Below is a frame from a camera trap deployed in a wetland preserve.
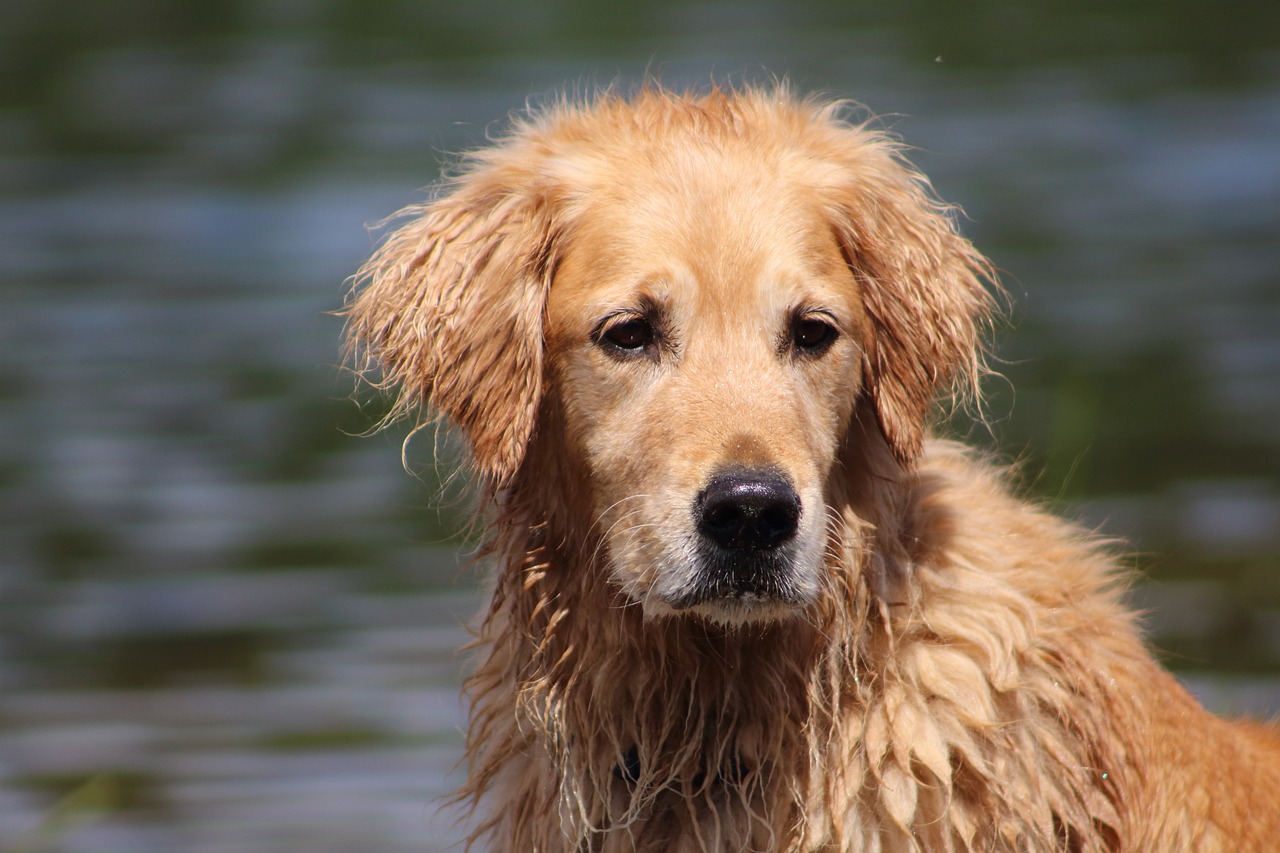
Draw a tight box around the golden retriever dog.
[345,84,1280,851]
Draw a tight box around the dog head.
[346,86,993,625]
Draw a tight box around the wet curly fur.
[345,84,1280,851]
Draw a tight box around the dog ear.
[345,158,559,487]
[820,134,995,465]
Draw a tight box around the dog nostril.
[704,503,745,537]
[758,504,799,544]
[697,471,801,551]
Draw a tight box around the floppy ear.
[345,159,559,486]
[820,134,995,465]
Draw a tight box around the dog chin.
[680,596,812,628]
[646,585,818,628]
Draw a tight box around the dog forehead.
[548,170,851,331]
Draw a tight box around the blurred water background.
[2,1,1279,850]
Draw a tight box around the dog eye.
[792,316,837,354]
[600,317,655,352]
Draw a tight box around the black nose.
[696,469,801,551]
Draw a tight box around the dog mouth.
[664,550,812,611]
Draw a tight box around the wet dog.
[346,84,1280,851]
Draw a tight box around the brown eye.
[601,317,655,351]
[792,316,837,354]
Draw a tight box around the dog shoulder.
[912,438,1129,598]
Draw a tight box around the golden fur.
[345,85,1280,851]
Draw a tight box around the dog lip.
[662,582,812,627]
[665,549,810,611]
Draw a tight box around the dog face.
[347,87,992,626]
[544,145,870,623]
